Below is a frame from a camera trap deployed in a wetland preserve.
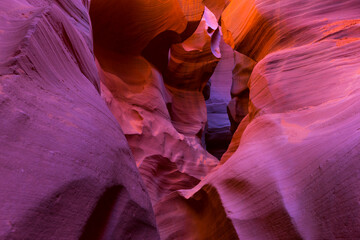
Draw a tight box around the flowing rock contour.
[1,0,360,239]
[157,0,360,239]
[90,0,225,207]
[0,0,159,239]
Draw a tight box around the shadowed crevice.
[79,186,123,240]
[141,20,201,74]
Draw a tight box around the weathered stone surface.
[91,0,220,208]
[2,0,360,239]
[157,1,360,239]
[0,0,159,239]
[98,60,218,205]
[226,52,255,133]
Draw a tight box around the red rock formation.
[227,52,256,133]
[157,0,360,239]
[1,0,360,239]
[165,6,221,137]
[0,0,158,239]
[91,0,221,208]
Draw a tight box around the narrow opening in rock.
[204,40,254,160]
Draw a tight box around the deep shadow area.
[205,125,233,159]
[80,186,123,240]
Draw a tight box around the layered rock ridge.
[158,0,360,239]
[90,0,228,208]
[1,0,359,239]
[0,0,159,239]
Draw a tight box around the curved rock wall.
[1,0,360,239]
[91,0,221,208]
[158,0,360,239]
[0,0,159,239]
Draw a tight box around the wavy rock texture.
[2,0,360,239]
[91,0,221,207]
[157,0,360,239]
[165,7,221,137]
[97,58,218,204]
[0,0,159,239]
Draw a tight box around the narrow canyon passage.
[90,0,225,207]
[205,39,256,159]
[1,0,360,239]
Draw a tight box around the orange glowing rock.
[1,0,360,239]
[156,1,360,239]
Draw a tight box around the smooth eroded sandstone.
[0,0,159,239]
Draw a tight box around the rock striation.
[1,0,360,239]
[157,0,360,239]
[90,0,223,208]
[0,0,158,239]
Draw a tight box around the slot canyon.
[1,0,360,239]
